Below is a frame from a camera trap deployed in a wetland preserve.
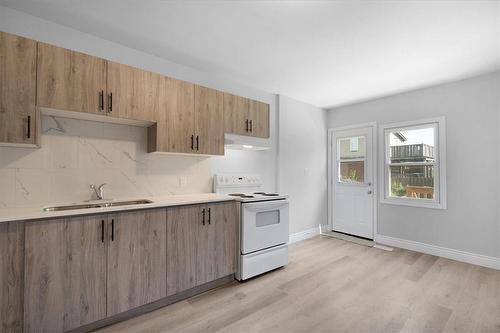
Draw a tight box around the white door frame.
[327,122,378,239]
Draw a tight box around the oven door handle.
[242,200,289,212]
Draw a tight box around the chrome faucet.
[90,183,107,200]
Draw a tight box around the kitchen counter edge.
[0,194,235,223]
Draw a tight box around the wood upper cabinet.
[24,215,107,333]
[106,62,161,122]
[248,99,270,138]
[166,202,237,296]
[223,93,270,138]
[0,221,24,333]
[149,77,195,153]
[106,209,167,316]
[223,93,249,136]
[194,85,224,155]
[149,82,224,155]
[0,32,37,146]
[37,42,107,115]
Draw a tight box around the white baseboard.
[375,234,500,270]
[289,226,321,244]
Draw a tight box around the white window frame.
[379,117,447,209]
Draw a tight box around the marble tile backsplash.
[0,116,213,208]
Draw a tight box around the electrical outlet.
[179,176,188,187]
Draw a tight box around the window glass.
[338,136,365,184]
[387,126,435,199]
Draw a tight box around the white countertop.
[0,193,235,223]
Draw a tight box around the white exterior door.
[331,125,375,239]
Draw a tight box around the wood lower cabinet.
[106,62,161,122]
[24,215,107,333]
[166,205,199,296]
[167,202,237,296]
[106,209,167,316]
[37,42,107,116]
[0,221,24,333]
[212,202,238,278]
[3,202,236,332]
[23,209,166,331]
[0,32,37,146]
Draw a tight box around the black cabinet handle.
[208,208,211,224]
[111,219,114,241]
[196,135,199,151]
[108,93,113,112]
[99,90,104,111]
[249,120,253,133]
[191,135,194,150]
[101,220,105,243]
[26,116,31,139]
[245,119,249,132]
[202,208,206,225]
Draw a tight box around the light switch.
[179,176,188,187]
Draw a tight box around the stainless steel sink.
[43,199,154,212]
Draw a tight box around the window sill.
[380,197,447,209]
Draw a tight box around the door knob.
[367,190,373,194]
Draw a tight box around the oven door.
[241,199,289,254]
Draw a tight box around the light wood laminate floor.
[96,236,500,333]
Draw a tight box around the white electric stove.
[214,174,290,280]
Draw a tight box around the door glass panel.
[338,136,365,184]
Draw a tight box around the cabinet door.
[37,43,107,115]
[196,202,238,285]
[166,205,199,296]
[106,61,161,122]
[24,216,107,332]
[0,221,24,333]
[194,85,224,155]
[153,77,195,153]
[248,100,270,138]
[106,209,166,316]
[195,205,216,286]
[0,32,37,145]
[223,93,249,136]
[211,202,238,279]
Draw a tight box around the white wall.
[0,6,278,207]
[327,72,500,258]
[279,95,328,234]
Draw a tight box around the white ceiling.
[2,0,499,108]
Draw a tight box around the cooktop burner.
[228,193,255,198]
[254,192,280,196]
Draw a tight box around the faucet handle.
[98,183,107,190]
